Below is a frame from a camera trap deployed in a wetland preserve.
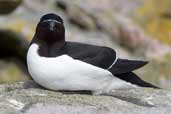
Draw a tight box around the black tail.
[108,58,159,88]
[115,72,159,88]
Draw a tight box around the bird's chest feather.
[27,44,64,86]
[27,53,77,89]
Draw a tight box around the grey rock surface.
[0,80,171,114]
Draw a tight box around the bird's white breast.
[27,43,136,94]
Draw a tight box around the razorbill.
[27,13,158,94]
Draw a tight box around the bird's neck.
[35,39,66,57]
[48,40,65,49]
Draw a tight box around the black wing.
[109,58,148,75]
[66,42,159,88]
[67,42,148,73]
[66,42,117,69]
[82,47,116,69]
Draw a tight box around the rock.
[135,0,171,45]
[0,59,29,83]
[56,0,171,57]
[0,30,30,82]
[0,80,171,114]
[0,30,29,64]
[0,0,22,14]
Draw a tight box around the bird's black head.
[33,13,65,45]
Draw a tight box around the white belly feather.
[27,44,136,94]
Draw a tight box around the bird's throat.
[37,39,66,57]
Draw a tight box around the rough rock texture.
[0,0,22,14]
[0,80,171,114]
[56,0,171,57]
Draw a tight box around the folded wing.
[109,58,148,75]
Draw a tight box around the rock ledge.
[0,81,171,114]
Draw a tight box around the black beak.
[49,21,55,32]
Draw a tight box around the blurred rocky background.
[0,0,171,89]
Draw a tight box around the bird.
[27,13,158,95]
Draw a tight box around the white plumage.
[27,43,137,95]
